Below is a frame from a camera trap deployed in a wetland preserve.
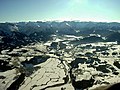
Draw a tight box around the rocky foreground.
[1,21,120,90]
[0,37,120,90]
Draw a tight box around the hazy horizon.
[1,20,120,23]
[0,0,120,23]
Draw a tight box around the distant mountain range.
[0,21,120,51]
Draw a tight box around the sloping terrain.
[0,21,120,90]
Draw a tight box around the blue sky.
[0,0,120,22]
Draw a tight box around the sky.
[0,0,120,22]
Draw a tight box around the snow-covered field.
[0,35,120,90]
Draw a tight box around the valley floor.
[0,35,120,90]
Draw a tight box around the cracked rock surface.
[0,35,120,90]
